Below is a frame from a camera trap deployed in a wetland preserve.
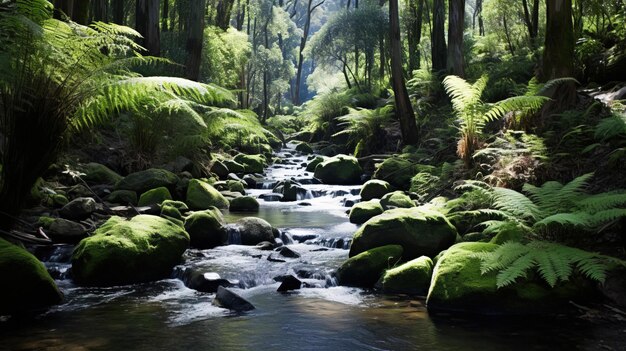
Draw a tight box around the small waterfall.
[261,181,277,189]
[226,226,242,245]
[280,231,294,245]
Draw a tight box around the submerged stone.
[213,286,255,311]
[336,245,404,288]
[229,196,260,212]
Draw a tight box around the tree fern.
[473,241,624,288]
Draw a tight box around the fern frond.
[533,212,593,229]
[443,75,487,115]
[491,187,540,221]
[577,192,626,212]
[484,95,550,122]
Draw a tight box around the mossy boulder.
[184,208,227,249]
[349,207,457,260]
[380,256,433,295]
[71,215,189,286]
[160,201,188,222]
[227,180,246,195]
[233,217,276,245]
[82,162,123,185]
[115,168,179,194]
[161,200,189,212]
[374,157,435,190]
[105,190,138,205]
[138,187,172,207]
[186,179,229,210]
[380,191,415,210]
[223,160,245,173]
[52,194,69,207]
[211,160,230,179]
[59,197,97,220]
[336,245,404,288]
[234,154,266,174]
[349,200,384,224]
[229,196,260,212]
[426,242,594,314]
[0,238,63,315]
[360,180,392,201]
[295,142,313,154]
[305,156,325,172]
[314,154,363,185]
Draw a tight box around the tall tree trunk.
[216,0,235,30]
[431,0,446,73]
[93,0,108,22]
[162,0,169,31]
[54,0,74,20]
[136,0,161,56]
[447,0,465,77]
[473,0,484,35]
[294,0,325,105]
[390,0,419,146]
[407,0,424,73]
[522,0,540,47]
[73,0,90,24]
[541,0,576,108]
[112,0,123,24]
[185,0,206,80]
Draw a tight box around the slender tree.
[431,0,446,73]
[136,0,161,56]
[447,0,465,77]
[112,0,124,24]
[522,0,540,47]
[216,0,236,30]
[185,0,206,80]
[72,0,90,24]
[93,0,108,22]
[390,0,419,145]
[54,0,74,19]
[293,0,325,105]
[406,0,424,73]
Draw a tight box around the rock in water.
[234,154,266,174]
[186,179,229,210]
[0,238,63,315]
[184,208,227,249]
[211,160,230,179]
[380,191,415,210]
[59,197,97,220]
[71,215,189,286]
[229,196,260,212]
[277,275,302,292]
[138,187,172,206]
[360,180,392,201]
[349,207,457,260]
[426,242,595,315]
[379,256,433,295]
[305,156,325,172]
[349,200,384,224]
[314,154,363,185]
[277,246,301,258]
[177,269,233,293]
[336,245,404,288]
[48,218,88,243]
[295,142,313,154]
[115,168,179,194]
[233,217,276,245]
[213,286,255,312]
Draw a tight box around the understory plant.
[332,105,394,157]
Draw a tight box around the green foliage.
[472,241,625,288]
[201,26,251,89]
[333,105,393,157]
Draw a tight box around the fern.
[473,241,624,288]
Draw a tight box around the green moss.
[373,157,436,190]
[105,190,138,205]
[381,256,433,295]
[349,206,458,260]
[38,216,56,228]
[227,180,246,195]
[229,196,260,212]
[82,163,123,185]
[186,179,229,210]
[314,154,363,185]
[337,245,404,288]
[234,154,267,174]
[380,191,415,210]
[138,187,172,207]
[305,156,325,172]
[360,180,392,201]
[161,200,189,212]
[0,238,63,315]
[71,215,190,286]
[349,200,384,224]
[115,168,179,193]
[184,208,227,249]
[161,204,184,222]
[52,194,69,207]
[490,228,526,245]
[224,160,245,173]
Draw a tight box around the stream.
[1,143,624,350]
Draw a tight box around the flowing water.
[1,144,624,350]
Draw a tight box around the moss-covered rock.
[52,194,69,207]
[186,179,229,210]
[349,200,384,224]
[59,197,97,220]
[336,245,404,288]
[305,156,325,172]
[105,190,138,205]
[160,200,188,222]
[295,142,313,154]
[234,154,266,174]
[223,160,245,173]
[380,256,433,295]
[426,242,594,314]
[211,160,230,179]
[184,208,227,249]
[161,200,189,212]
[71,215,189,286]
[360,180,392,201]
[229,196,260,212]
[373,157,435,190]
[380,191,415,210]
[349,207,457,260]
[82,162,123,185]
[138,187,172,207]
[0,238,63,315]
[227,180,246,195]
[314,154,363,185]
[115,168,179,194]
